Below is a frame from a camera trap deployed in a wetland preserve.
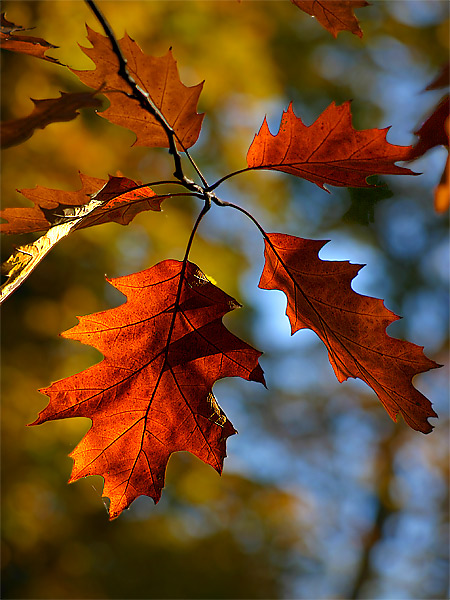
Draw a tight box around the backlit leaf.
[0,12,63,64]
[0,91,101,148]
[259,232,439,434]
[247,102,415,191]
[72,26,204,150]
[32,260,265,519]
[292,0,369,38]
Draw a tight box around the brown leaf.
[0,173,161,235]
[71,26,204,150]
[259,233,439,433]
[77,179,162,229]
[0,92,101,148]
[31,260,265,519]
[408,63,450,212]
[0,12,63,65]
[0,175,162,303]
[434,119,450,213]
[247,102,415,190]
[425,61,449,91]
[0,193,113,304]
[292,0,369,38]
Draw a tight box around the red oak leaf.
[409,95,449,160]
[434,128,450,213]
[247,102,415,191]
[0,91,101,148]
[31,260,265,519]
[292,1,369,38]
[408,62,450,212]
[72,26,204,150]
[259,233,438,433]
[0,173,160,235]
[0,13,63,65]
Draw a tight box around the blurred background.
[1,1,449,598]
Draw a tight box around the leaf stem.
[181,144,209,188]
[207,167,256,192]
[135,180,191,188]
[213,198,268,240]
[182,199,211,264]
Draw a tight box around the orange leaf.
[292,0,369,38]
[71,26,204,150]
[77,180,162,229]
[0,13,63,65]
[0,173,161,235]
[259,233,438,433]
[0,92,101,148]
[408,63,450,212]
[434,142,449,213]
[247,102,415,190]
[32,260,265,519]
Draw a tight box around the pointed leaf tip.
[292,0,369,38]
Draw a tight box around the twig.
[207,167,257,192]
[85,0,185,182]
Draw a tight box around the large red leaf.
[0,13,63,65]
[31,260,265,519]
[292,1,369,38]
[259,233,438,433]
[0,92,101,148]
[72,26,204,150]
[247,102,415,190]
[0,173,161,235]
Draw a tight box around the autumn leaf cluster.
[0,1,445,519]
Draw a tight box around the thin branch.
[178,140,209,188]
[182,200,211,264]
[215,198,268,240]
[85,0,185,181]
[134,180,191,188]
[207,167,257,192]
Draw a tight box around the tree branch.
[85,0,186,181]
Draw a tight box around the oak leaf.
[247,102,415,191]
[434,126,449,213]
[408,62,449,212]
[408,96,449,161]
[31,260,265,519]
[292,1,369,38]
[1,193,113,304]
[0,172,160,235]
[0,13,63,65]
[259,233,438,433]
[72,26,204,150]
[0,91,101,148]
[0,175,161,303]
